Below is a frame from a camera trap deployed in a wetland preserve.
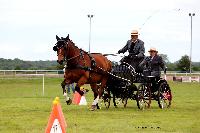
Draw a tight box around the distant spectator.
[66,83,75,94]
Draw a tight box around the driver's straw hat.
[131,30,139,35]
[148,47,158,52]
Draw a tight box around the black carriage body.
[106,63,137,100]
[103,61,172,109]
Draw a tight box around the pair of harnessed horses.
[53,35,112,111]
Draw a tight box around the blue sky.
[0,0,199,62]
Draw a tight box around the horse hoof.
[96,104,101,109]
[89,105,97,111]
[66,99,72,105]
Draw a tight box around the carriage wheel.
[158,82,172,109]
[136,83,151,110]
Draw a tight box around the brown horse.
[53,35,112,110]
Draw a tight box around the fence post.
[189,77,191,82]
[43,74,45,96]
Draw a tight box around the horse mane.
[68,39,99,56]
[59,35,103,56]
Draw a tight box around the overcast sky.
[0,0,199,62]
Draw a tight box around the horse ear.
[66,34,69,40]
[56,35,61,41]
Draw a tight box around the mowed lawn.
[0,77,200,133]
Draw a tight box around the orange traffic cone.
[79,95,87,105]
[72,91,82,105]
[45,97,67,133]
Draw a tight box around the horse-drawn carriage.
[103,62,138,108]
[102,56,172,110]
[53,35,172,110]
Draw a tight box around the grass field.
[0,77,200,133]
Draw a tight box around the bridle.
[53,39,87,68]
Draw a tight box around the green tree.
[57,64,64,74]
[193,66,200,71]
[166,63,176,71]
[159,54,169,63]
[176,55,190,71]
[14,66,21,70]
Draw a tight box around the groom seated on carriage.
[139,47,166,78]
[118,30,145,73]
[139,47,167,92]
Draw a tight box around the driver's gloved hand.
[128,54,132,58]
[118,50,122,54]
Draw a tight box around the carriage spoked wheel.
[158,82,172,109]
[136,83,151,110]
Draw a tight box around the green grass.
[0,77,200,133]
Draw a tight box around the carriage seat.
[145,76,157,83]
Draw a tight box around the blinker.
[53,46,58,51]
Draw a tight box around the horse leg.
[61,80,66,95]
[75,76,88,96]
[98,78,108,99]
[90,83,102,110]
[90,78,108,111]
[113,94,117,107]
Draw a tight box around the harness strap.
[62,40,96,75]
[88,53,96,68]
[80,49,86,66]
[67,53,81,62]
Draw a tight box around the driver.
[118,30,145,72]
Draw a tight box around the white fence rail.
[0,70,63,75]
[0,70,200,75]
[0,70,200,82]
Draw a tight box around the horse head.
[53,35,69,65]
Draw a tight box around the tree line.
[160,54,200,71]
[0,55,200,71]
[0,58,61,70]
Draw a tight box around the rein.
[62,40,91,70]
[66,50,84,62]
